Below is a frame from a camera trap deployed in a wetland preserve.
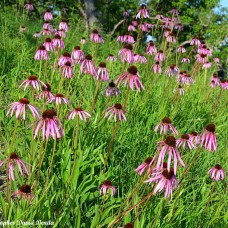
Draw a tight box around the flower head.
[100,180,116,196]
[58,52,74,67]
[34,109,64,140]
[156,136,185,175]
[189,131,200,145]
[105,82,120,97]
[136,4,149,19]
[210,73,219,88]
[67,107,91,121]
[118,44,134,64]
[0,153,29,181]
[96,62,110,81]
[49,93,70,105]
[43,38,55,52]
[19,75,45,91]
[152,61,162,75]
[80,54,96,76]
[208,164,225,181]
[104,103,126,122]
[59,19,68,32]
[71,46,84,64]
[81,37,86,44]
[201,123,217,151]
[135,157,154,175]
[7,98,39,120]
[60,61,74,78]
[154,117,178,136]
[176,134,196,149]
[115,66,144,92]
[12,184,35,202]
[34,45,49,60]
[44,9,53,21]
[146,41,157,55]
[106,54,117,62]
[145,168,178,198]
[24,2,34,11]
[36,83,55,100]
[52,34,65,49]
[173,85,184,95]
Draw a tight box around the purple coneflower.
[190,36,201,46]
[117,35,124,43]
[173,85,185,95]
[7,98,39,120]
[181,57,190,63]
[67,107,91,121]
[19,75,45,91]
[219,79,228,90]
[202,61,212,69]
[189,132,200,145]
[42,28,52,36]
[136,4,149,19]
[118,44,134,64]
[100,180,116,196]
[34,109,64,140]
[115,66,144,92]
[132,20,138,26]
[81,37,86,44]
[135,157,154,175]
[123,10,130,17]
[156,136,185,175]
[213,57,220,65]
[71,46,84,64]
[145,168,178,198]
[210,73,219,88]
[44,9,53,21]
[155,14,164,20]
[59,19,68,32]
[166,64,179,77]
[96,62,110,81]
[138,23,148,32]
[80,54,96,76]
[12,184,35,201]
[58,52,74,67]
[166,32,176,43]
[169,8,179,15]
[201,123,217,152]
[154,117,178,136]
[33,31,41,38]
[176,134,196,149]
[43,38,55,52]
[177,46,186,53]
[134,54,147,64]
[154,50,166,62]
[55,29,66,38]
[175,23,183,31]
[152,61,162,75]
[179,73,194,85]
[208,164,225,181]
[36,83,55,100]
[49,93,70,105]
[52,34,65,49]
[105,82,120,97]
[119,223,134,228]
[104,103,126,122]
[24,2,34,11]
[90,29,101,43]
[128,25,135,31]
[34,45,49,60]
[123,34,135,44]
[0,153,29,181]
[60,61,74,78]
[42,21,51,30]
[106,54,117,62]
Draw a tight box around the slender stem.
[101,194,107,213]
[102,122,119,175]
[90,80,101,115]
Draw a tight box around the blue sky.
[220,0,228,7]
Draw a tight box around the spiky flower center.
[109,82,116,88]
[85,54,92,60]
[75,107,83,112]
[28,75,38,80]
[46,9,51,12]
[124,223,134,228]
[206,124,215,133]
[56,93,64,97]
[178,85,182,88]
[65,61,71,67]
[39,45,46,50]
[149,41,154,46]
[114,103,122,110]
[190,131,198,136]
[163,162,168,169]
[63,52,71,57]
[128,66,138,75]
[42,109,57,119]
[214,164,222,170]
[213,73,218,78]
[61,19,67,23]
[162,170,173,180]
[20,184,31,194]
[45,38,51,42]
[99,62,106,68]
[165,136,176,147]
[10,153,19,159]
[54,34,61,39]
[42,83,51,91]
[124,44,133,50]
[109,54,114,57]
[74,46,80,50]
[181,134,189,140]
[140,4,146,9]
[145,157,153,165]
[19,98,30,104]
[158,50,163,53]
[162,117,171,124]
[170,64,176,69]
[92,29,98,34]
[104,180,112,186]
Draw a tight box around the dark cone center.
[74,46,80,50]
[42,109,57,119]
[181,134,189,140]
[128,66,138,75]
[39,45,46,51]
[145,157,153,165]
[162,170,172,180]
[28,75,38,80]
[75,107,83,112]
[114,103,122,110]
[42,83,51,92]
[214,164,222,170]
[19,98,30,104]
[165,136,176,147]
[206,123,215,133]
[20,184,31,194]
[10,153,19,159]
[56,93,64,97]
[109,82,116,88]
[104,180,112,186]
[85,54,92,60]
[162,117,171,124]
[45,38,52,42]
